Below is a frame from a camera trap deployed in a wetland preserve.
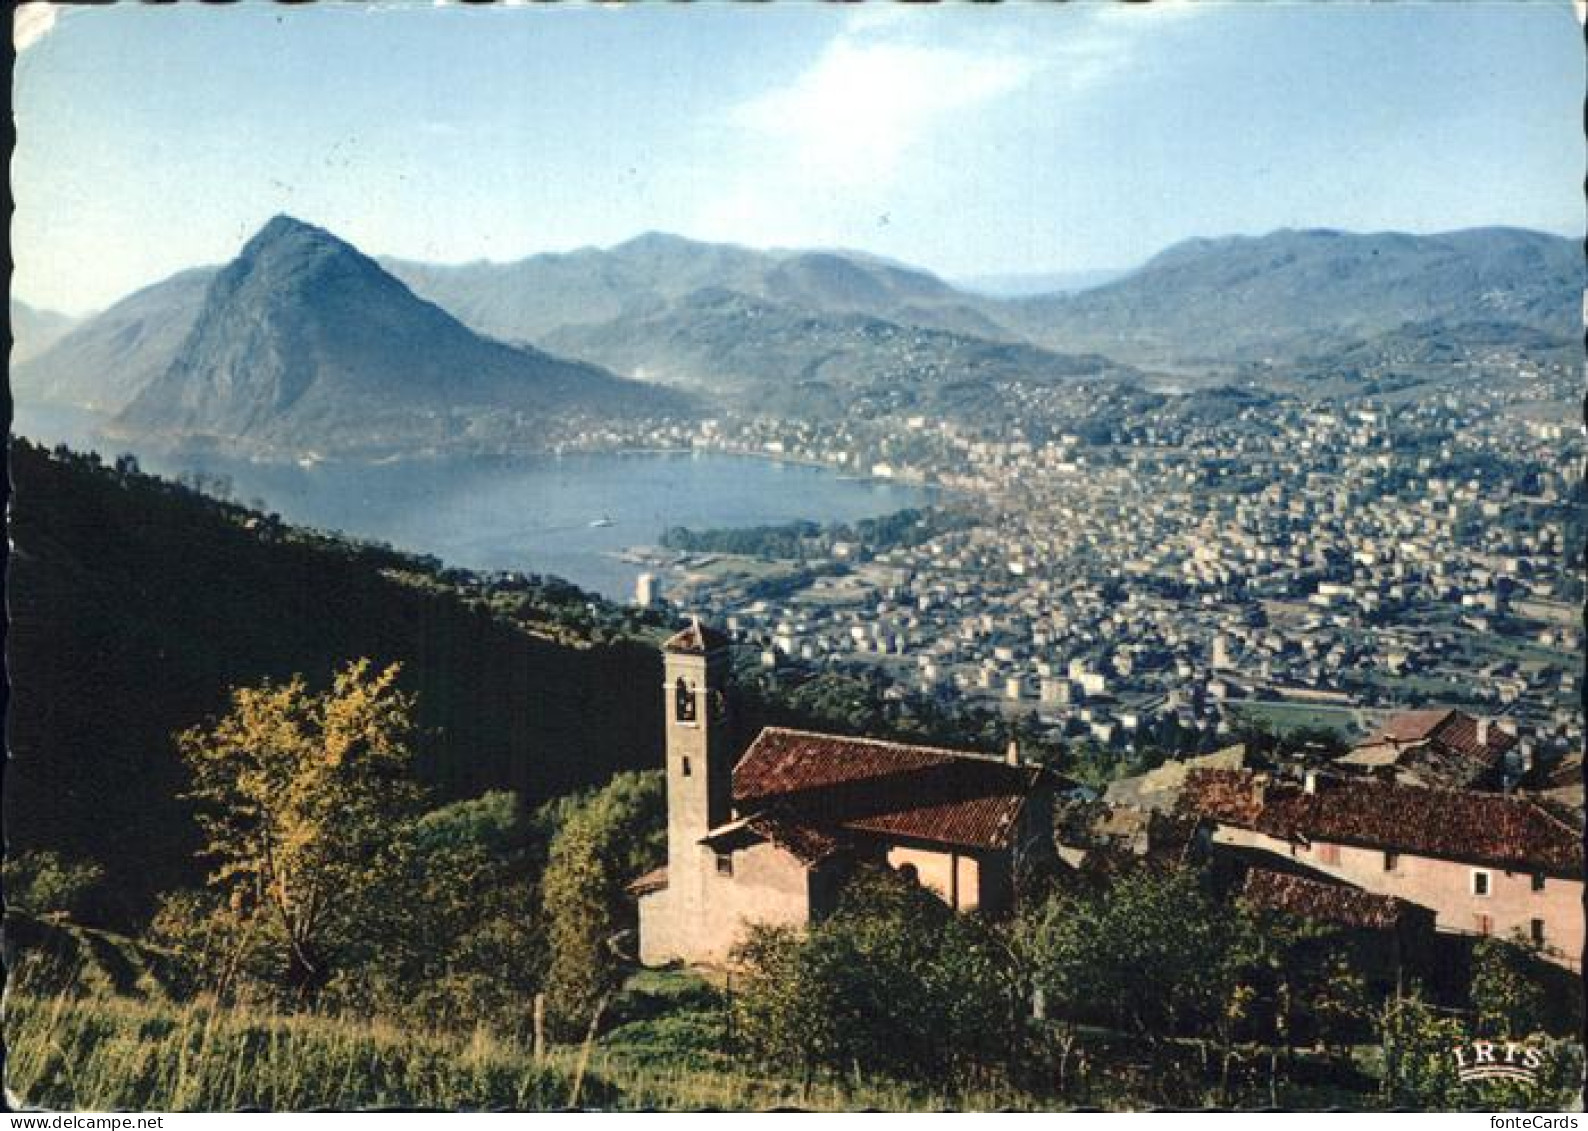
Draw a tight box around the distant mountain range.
[9,299,79,365]
[1003,227,1580,364]
[13,270,216,413]
[953,268,1130,298]
[12,220,1578,456]
[381,232,1007,344]
[540,286,1132,419]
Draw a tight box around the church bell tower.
[662,618,733,874]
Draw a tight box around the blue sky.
[12,0,1584,314]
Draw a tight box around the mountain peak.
[238,214,358,263]
[115,217,681,453]
[609,230,722,258]
[252,213,331,243]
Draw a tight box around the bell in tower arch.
[675,675,697,723]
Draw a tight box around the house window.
[1382,851,1399,873]
[1475,913,1493,936]
[1531,918,1546,946]
[1531,873,1546,892]
[715,852,733,877]
[1471,869,1491,897]
[681,756,692,778]
[1316,843,1340,865]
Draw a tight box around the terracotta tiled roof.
[746,813,848,866]
[1240,868,1413,931]
[1180,768,1583,875]
[663,619,731,655]
[1381,708,1458,743]
[733,727,1047,852]
[627,865,669,896]
[1345,708,1517,789]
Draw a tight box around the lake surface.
[12,404,931,600]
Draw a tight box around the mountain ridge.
[1007,226,1580,364]
[15,222,1576,440]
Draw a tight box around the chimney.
[1006,739,1021,767]
[1476,716,1491,747]
[1304,769,1319,795]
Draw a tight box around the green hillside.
[6,437,670,922]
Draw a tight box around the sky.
[11,0,1585,315]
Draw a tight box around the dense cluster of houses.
[630,624,1583,977]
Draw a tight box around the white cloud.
[14,2,57,54]
[695,2,1207,251]
[731,37,1033,188]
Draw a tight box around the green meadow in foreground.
[4,984,1048,1112]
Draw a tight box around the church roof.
[701,812,850,866]
[732,727,1050,852]
[663,618,731,655]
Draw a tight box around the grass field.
[1225,699,1370,739]
[3,983,1062,1112]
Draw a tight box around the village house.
[1179,767,1583,970]
[1336,707,1520,790]
[631,621,1056,967]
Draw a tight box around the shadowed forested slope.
[6,438,668,923]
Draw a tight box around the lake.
[12,404,931,600]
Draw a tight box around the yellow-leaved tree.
[178,659,423,1002]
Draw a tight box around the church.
[631,620,1057,967]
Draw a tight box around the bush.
[4,850,107,921]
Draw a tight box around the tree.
[540,771,665,1037]
[1376,992,1467,1108]
[1020,866,1248,1042]
[1469,936,1546,1039]
[178,659,423,1001]
[732,867,1022,1086]
[326,790,547,1029]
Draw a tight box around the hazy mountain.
[382,232,1012,344]
[954,268,1130,298]
[115,216,685,457]
[1272,318,1581,392]
[9,300,80,365]
[543,286,1135,420]
[11,270,217,412]
[1004,227,1581,365]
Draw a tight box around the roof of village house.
[663,618,731,655]
[732,727,1051,852]
[1381,708,1463,743]
[1339,708,1516,789]
[1178,767,1583,875]
[1239,868,1417,931]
